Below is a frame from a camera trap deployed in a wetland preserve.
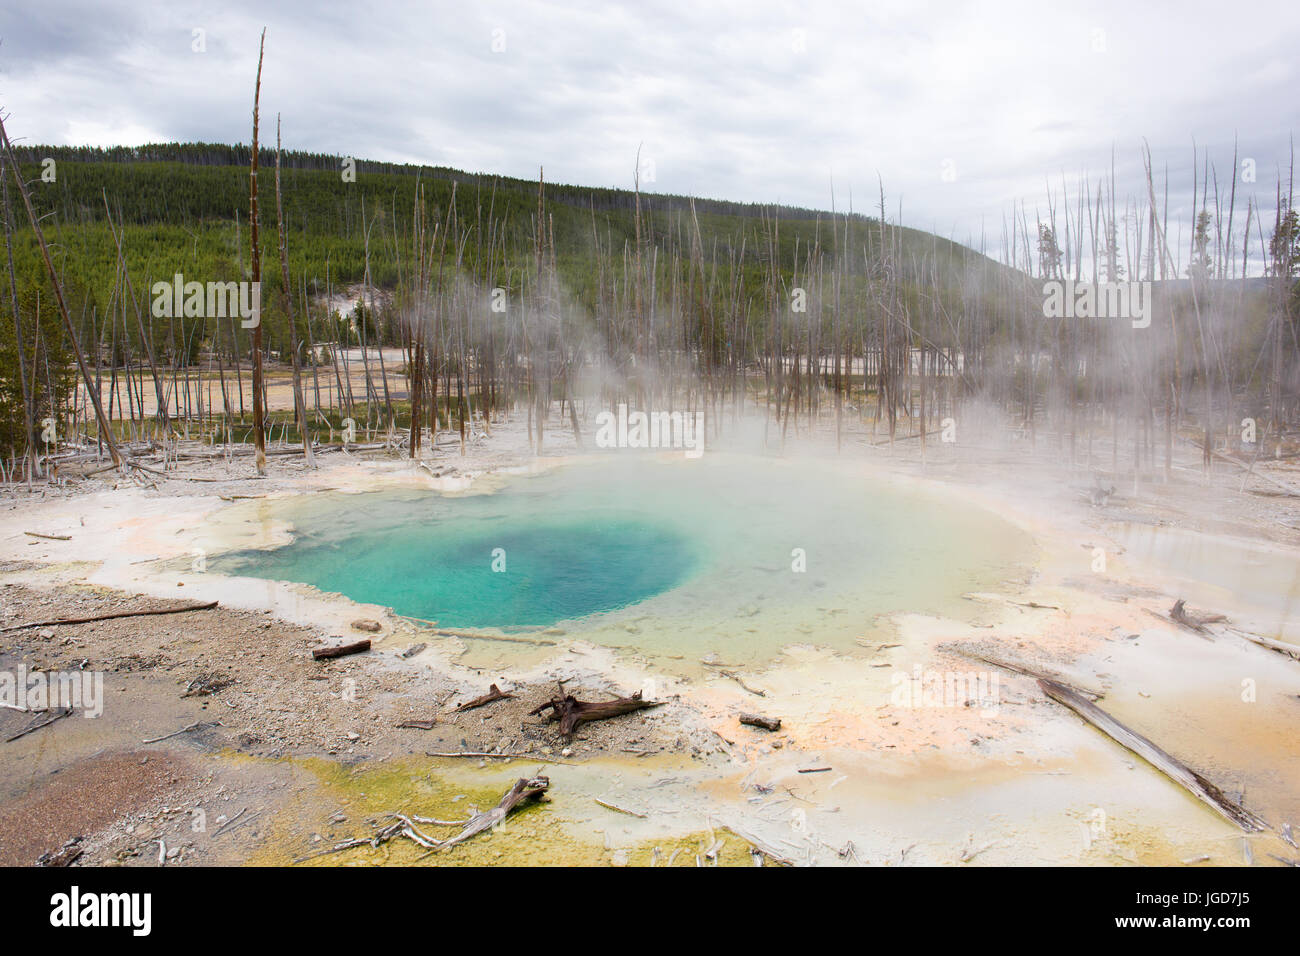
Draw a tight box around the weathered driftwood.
[396,718,437,730]
[454,683,515,712]
[702,662,767,696]
[1150,601,1299,660]
[1224,626,1300,661]
[529,689,664,737]
[739,713,782,731]
[293,774,549,865]
[1145,598,1225,637]
[311,638,371,661]
[1170,599,1224,632]
[1038,679,1267,832]
[5,707,72,742]
[2,600,218,633]
[434,774,549,852]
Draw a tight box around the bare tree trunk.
[275,116,314,466]
[248,29,268,475]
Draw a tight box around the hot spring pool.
[217,455,1035,664]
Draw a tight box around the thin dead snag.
[1038,679,1267,832]
[529,688,664,738]
[248,28,267,475]
[454,683,514,712]
[275,114,314,468]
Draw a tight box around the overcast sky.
[4,0,1299,271]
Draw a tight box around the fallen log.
[24,531,71,541]
[2,600,219,633]
[739,713,782,731]
[1146,601,1295,661]
[311,638,371,661]
[1038,679,1267,832]
[946,646,1104,700]
[529,689,664,737]
[397,718,437,730]
[454,683,515,712]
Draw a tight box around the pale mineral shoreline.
[2,412,1299,867]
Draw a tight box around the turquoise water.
[226,513,695,627]
[218,455,1035,661]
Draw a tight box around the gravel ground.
[0,577,720,865]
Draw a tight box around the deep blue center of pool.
[224,511,695,628]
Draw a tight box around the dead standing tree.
[248,29,268,475]
[275,115,314,466]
